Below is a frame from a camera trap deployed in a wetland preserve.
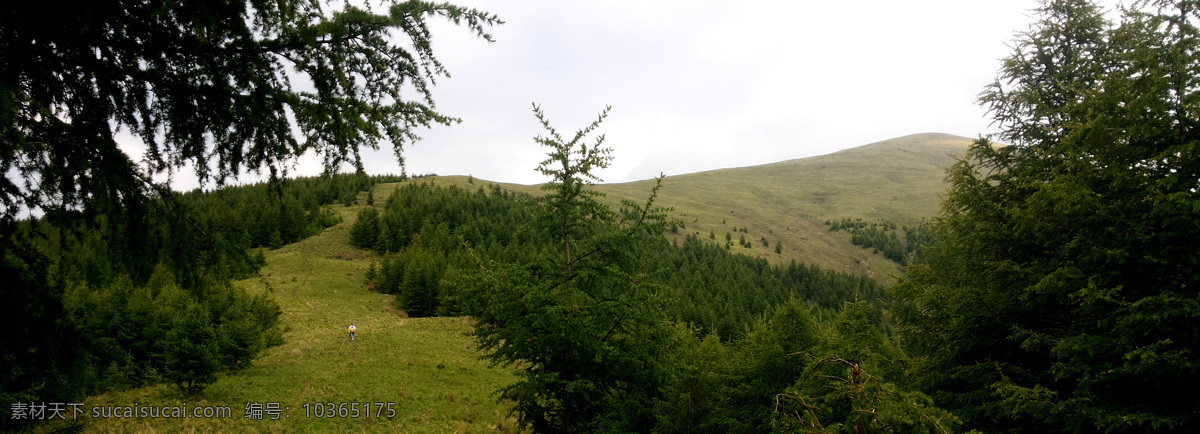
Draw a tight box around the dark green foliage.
[61,265,282,399]
[652,325,730,433]
[163,301,220,396]
[462,105,674,431]
[659,235,795,339]
[365,262,378,286]
[0,176,350,427]
[350,207,381,249]
[901,221,934,264]
[806,302,951,431]
[651,298,954,433]
[359,181,539,317]
[775,240,782,254]
[709,230,716,239]
[375,183,535,254]
[0,225,82,427]
[34,173,350,286]
[829,217,925,265]
[374,247,445,317]
[896,1,1200,432]
[717,299,821,431]
[1,0,495,426]
[175,174,369,265]
[774,358,959,433]
[328,131,933,434]
[398,253,442,318]
[375,222,397,254]
[1,0,500,227]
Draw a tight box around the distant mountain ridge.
[417,133,974,281]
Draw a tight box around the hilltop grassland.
[55,193,521,433]
[420,133,971,282]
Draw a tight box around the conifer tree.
[349,207,380,249]
[399,252,442,317]
[463,105,673,431]
[163,302,220,396]
[896,1,1200,431]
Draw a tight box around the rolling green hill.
[58,133,968,432]
[428,132,972,282]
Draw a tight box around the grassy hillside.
[56,133,966,432]
[59,194,521,433]
[421,133,971,282]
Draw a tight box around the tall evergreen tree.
[163,301,220,396]
[463,104,673,431]
[896,1,1200,431]
[349,207,381,249]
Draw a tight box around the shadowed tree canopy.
[0,0,501,223]
[0,1,498,425]
[896,0,1200,432]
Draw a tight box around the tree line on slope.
[353,181,890,341]
[351,105,951,432]
[827,217,934,265]
[1,173,386,429]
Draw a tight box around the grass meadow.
[49,188,522,433]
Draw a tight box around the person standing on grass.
[348,323,357,341]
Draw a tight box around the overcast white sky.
[124,0,1125,189]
